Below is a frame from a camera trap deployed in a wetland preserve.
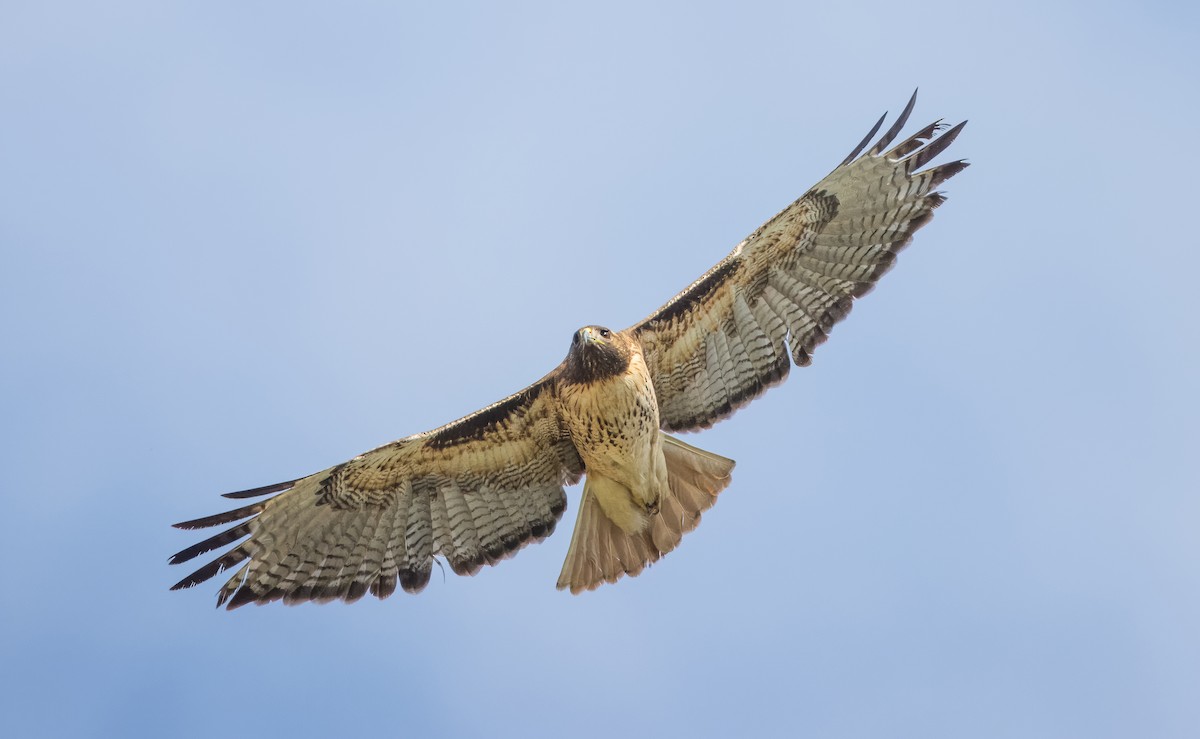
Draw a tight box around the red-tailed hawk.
[171,92,966,608]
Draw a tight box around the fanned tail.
[556,434,734,593]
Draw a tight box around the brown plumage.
[170,91,967,607]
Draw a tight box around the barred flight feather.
[171,381,584,607]
[633,89,966,432]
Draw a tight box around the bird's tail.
[556,434,734,594]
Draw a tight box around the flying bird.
[171,92,967,608]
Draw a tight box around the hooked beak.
[580,327,604,345]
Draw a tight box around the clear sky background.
[2,2,1198,737]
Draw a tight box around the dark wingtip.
[869,89,919,156]
[906,120,968,170]
[172,501,265,531]
[224,586,261,610]
[170,547,250,591]
[222,479,297,499]
[839,110,887,167]
[371,571,399,599]
[169,522,252,565]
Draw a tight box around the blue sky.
[2,1,1198,737]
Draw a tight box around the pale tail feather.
[556,434,734,594]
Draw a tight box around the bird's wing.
[630,91,967,432]
[169,375,583,609]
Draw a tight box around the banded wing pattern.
[633,91,966,432]
[170,378,584,608]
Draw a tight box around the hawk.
[171,92,966,608]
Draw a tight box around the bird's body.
[170,92,967,607]
[558,327,667,533]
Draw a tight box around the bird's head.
[564,325,631,382]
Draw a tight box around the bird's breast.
[557,348,660,475]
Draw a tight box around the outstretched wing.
[631,91,967,432]
[170,376,584,609]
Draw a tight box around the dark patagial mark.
[644,260,740,326]
[424,384,545,449]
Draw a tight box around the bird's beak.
[582,327,603,345]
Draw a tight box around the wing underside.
[632,91,967,432]
[170,379,584,608]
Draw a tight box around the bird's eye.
[599,328,610,338]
